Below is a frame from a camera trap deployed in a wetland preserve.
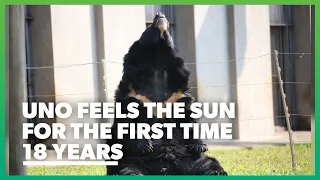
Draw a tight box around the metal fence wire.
[25,51,312,168]
[25,51,312,121]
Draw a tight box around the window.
[269,5,297,129]
[269,5,292,26]
[145,5,176,44]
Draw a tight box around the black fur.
[106,18,227,175]
[115,32,189,102]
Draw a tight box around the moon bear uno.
[106,12,228,176]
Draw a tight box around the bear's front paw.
[135,139,154,154]
[186,144,208,153]
[219,170,228,176]
[211,170,228,176]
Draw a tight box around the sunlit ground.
[28,143,312,176]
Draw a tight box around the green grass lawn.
[28,143,313,176]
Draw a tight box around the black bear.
[106,12,228,176]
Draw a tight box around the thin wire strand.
[240,114,311,121]
[100,54,272,65]
[189,81,311,89]
[207,114,311,122]
[27,81,311,98]
[24,52,311,70]
[278,52,311,55]
[100,52,310,66]
[27,92,95,98]
[186,53,272,65]
[25,52,312,123]
[25,62,103,70]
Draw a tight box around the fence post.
[273,50,297,168]
[310,5,315,175]
[6,5,10,175]
[8,5,28,175]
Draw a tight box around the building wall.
[101,5,147,104]
[232,5,274,140]
[49,5,103,149]
[8,5,28,174]
[193,5,235,141]
[48,5,146,149]
[193,5,230,105]
[27,5,313,145]
[175,5,198,100]
[175,5,275,141]
[292,5,312,130]
[27,5,57,148]
[26,5,147,150]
